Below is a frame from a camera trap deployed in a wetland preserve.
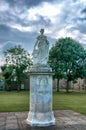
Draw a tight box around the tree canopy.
[49,37,86,92]
[1,45,32,91]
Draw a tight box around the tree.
[49,37,86,92]
[1,65,14,90]
[2,45,32,91]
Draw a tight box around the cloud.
[28,2,61,18]
[81,7,86,14]
[0,0,86,65]
[0,1,9,12]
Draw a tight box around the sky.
[0,0,86,66]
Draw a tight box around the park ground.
[0,91,86,115]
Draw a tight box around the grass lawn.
[0,91,30,112]
[53,92,86,115]
[0,91,86,115]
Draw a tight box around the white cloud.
[27,2,62,22]
[0,1,9,12]
[11,24,33,32]
[0,0,86,61]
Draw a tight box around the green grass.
[0,91,86,115]
[53,91,86,115]
[0,91,30,112]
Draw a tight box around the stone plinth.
[26,29,55,126]
[26,66,55,126]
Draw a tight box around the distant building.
[53,78,86,91]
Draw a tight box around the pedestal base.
[26,111,55,126]
[26,65,55,127]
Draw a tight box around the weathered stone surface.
[26,73,55,126]
[32,29,49,65]
[6,116,18,130]
[30,65,52,72]
[26,29,55,126]
[0,110,86,129]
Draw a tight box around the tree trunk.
[72,82,74,91]
[17,80,21,92]
[66,80,69,93]
[57,79,60,92]
[17,85,20,91]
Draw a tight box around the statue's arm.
[34,36,40,50]
[34,40,38,50]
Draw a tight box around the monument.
[26,29,55,126]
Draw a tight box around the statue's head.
[40,28,44,35]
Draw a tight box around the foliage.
[1,45,32,91]
[1,65,15,90]
[0,75,4,81]
[49,37,86,92]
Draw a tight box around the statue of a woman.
[33,29,49,65]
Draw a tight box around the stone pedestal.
[26,65,55,126]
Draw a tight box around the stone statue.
[26,29,55,126]
[33,29,49,65]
